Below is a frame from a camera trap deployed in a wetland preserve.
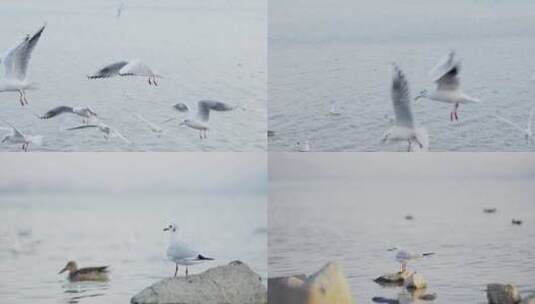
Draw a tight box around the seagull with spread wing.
[1,122,43,152]
[0,24,46,106]
[87,59,160,86]
[382,64,428,152]
[414,51,480,121]
[164,100,238,139]
[40,106,97,124]
[66,122,131,144]
[493,107,535,142]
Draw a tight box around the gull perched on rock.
[382,64,428,152]
[493,107,535,142]
[40,106,97,124]
[165,100,238,139]
[66,122,131,144]
[163,224,214,277]
[414,51,480,121]
[1,122,42,151]
[134,113,163,137]
[388,246,434,272]
[0,24,45,106]
[87,59,160,86]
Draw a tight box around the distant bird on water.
[87,59,161,86]
[58,261,109,281]
[414,51,480,121]
[0,24,46,106]
[163,224,214,277]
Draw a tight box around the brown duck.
[58,261,109,282]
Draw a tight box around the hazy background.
[269,0,535,151]
[0,153,267,304]
[269,153,535,302]
[0,0,266,151]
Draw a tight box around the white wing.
[2,24,45,80]
[111,128,132,144]
[167,240,198,261]
[134,113,162,132]
[493,115,526,134]
[119,59,155,77]
[196,100,237,122]
[87,61,129,79]
[429,51,461,91]
[391,64,414,128]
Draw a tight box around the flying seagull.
[1,122,43,152]
[382,64,428,152]
[388,246,435,272]
[66,122,131,144]
[164,100,238,139]
[163,224,214,277]
[414,51,480,121]
[493,107,535,142]
[40,106,97,124]
[0,24,46,106]
[134,113,163,136]
[87,59,161,86]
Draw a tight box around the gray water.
[269,179,535,303]
[0,193,266,303]
[0,0,266,151]
[269,0,535,151]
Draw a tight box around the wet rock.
[512,219,523,225]
[404,272,427,290]
[372,296,398,304]
[484,208,497,214]
[130,260,266,304]
[268,262,354,304]
[374,271,412,286]
[487,283,521,304]
[418,293,437,301]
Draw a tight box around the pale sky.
[0,153,266,194]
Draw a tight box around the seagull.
[327,101,343,116]
[1,122,43,151]
[164,100,238,139]
[134,113,163,136]
[414,51,480,121]
[0,24,45,106]
[382,64,428,152]
[163,224,214,277]
[66,122,131,144]
[387,246,434,272]
[493,107,535,142]
[296,140,310,152]
[87,59,161,86]
[40,106,98,124]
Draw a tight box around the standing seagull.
[165,100,238,139]
[414,51,480,121]
[388,246,434,272]
[0,24,45,106]
[40,106,97,124]
[87,59,160,86]
[382,64,428,152]
[493,107,535,142]
[1,122,43,152]
[66,122,131,144]
[163,224,214,277]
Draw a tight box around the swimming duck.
[58,261,109,282]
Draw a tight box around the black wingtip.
[198,254,214,261]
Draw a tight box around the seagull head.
[414,90,428,101]
[163,223,178,232]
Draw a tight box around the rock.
[372,296,399,303]
[418,293,437,301]
[487,283,521,304]
[130,260,266,304]
[404,272,427,290]
[522,293,535,304]
[374,271,412,286]
[268,262,354,304]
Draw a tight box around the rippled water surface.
[0,0,266,151]
[269,179,535,303]
[0,194,266,303]
[269,0,535,151]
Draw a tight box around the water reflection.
[62,281,109,304]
